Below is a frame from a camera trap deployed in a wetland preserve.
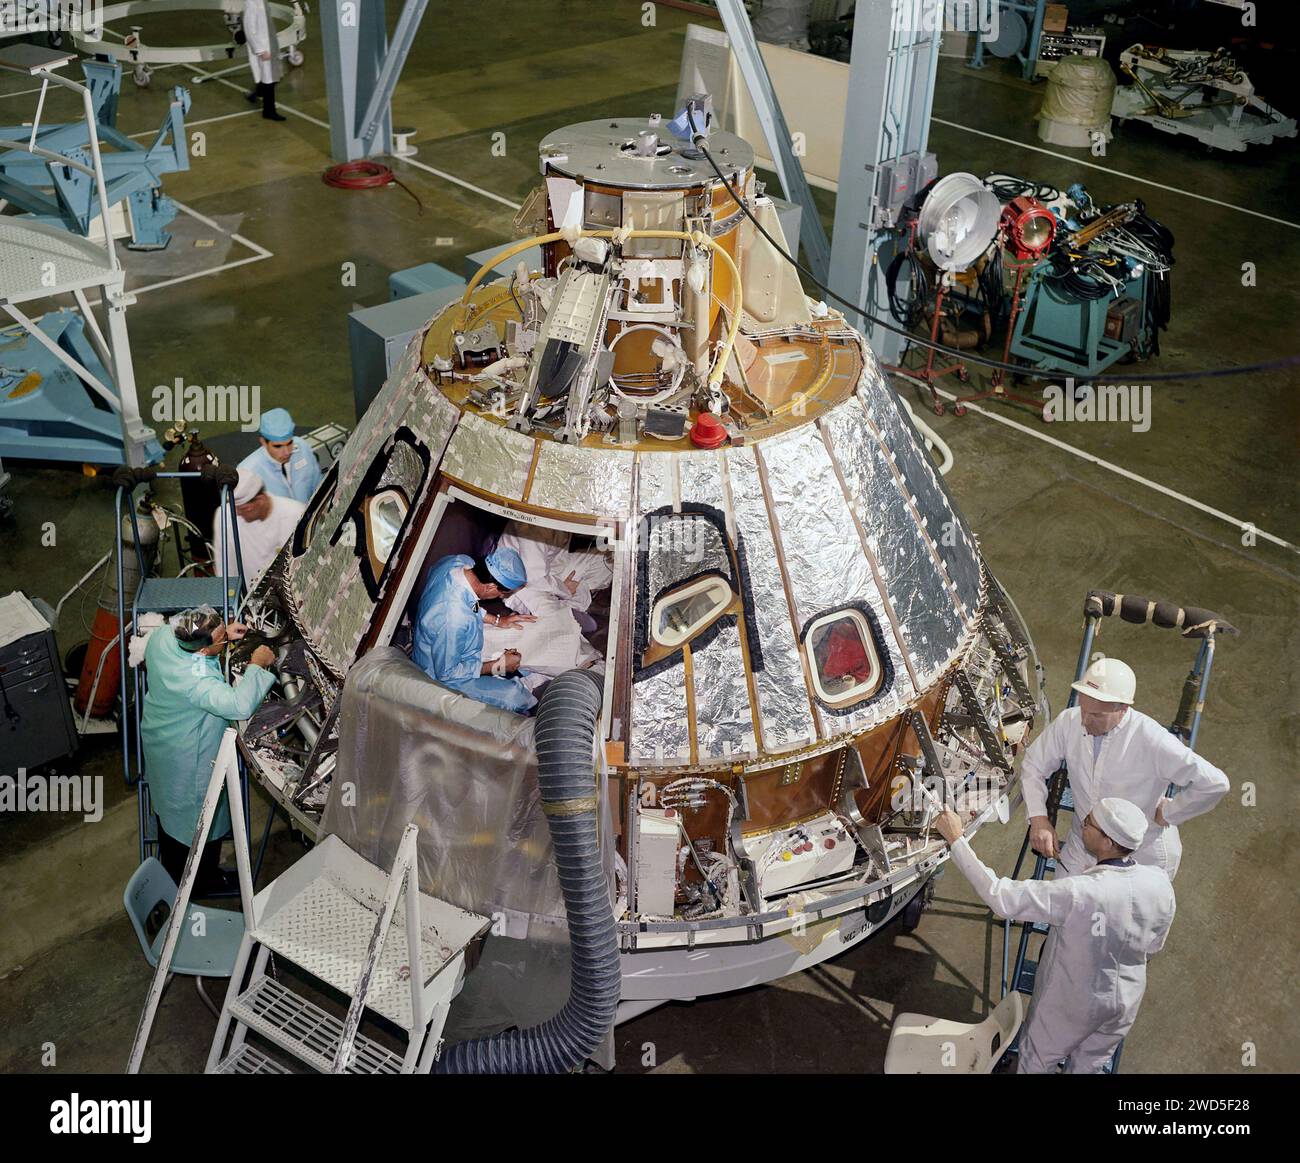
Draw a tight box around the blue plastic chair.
[123,858,245,1014]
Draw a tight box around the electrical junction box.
[912,153,938,200]
[756,811,856,899]
[874,152,937,228]
[1105,296,1143,343]
[1043,4,1069,34]
[388,260,466,301]
[463,242,544,283]
[348,284,466,419]
[635,807,682,917]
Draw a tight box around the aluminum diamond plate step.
[213,1043,293,1074]
[229,974,402,1074]
[249,834,488,1032]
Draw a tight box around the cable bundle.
[983,172,1060,204]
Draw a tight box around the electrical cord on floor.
[322,160,424,215]
[683,109,1298,384]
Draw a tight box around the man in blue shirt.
[239,407,322,503]
[412,547,538,712]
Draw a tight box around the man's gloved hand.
[249,645,275,669]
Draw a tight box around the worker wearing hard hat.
[412,547,538,713]
[213,468,306,588]
[238,407,322,504]
[1022,655,1229,879]
[141,608,276,894]
[937,797,1175,1073]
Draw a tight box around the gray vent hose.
[437,669,621,1073]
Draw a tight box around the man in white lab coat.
[242,0,287,121]
[937,798,1176,1073]
[214,469,304,587]
[1022,656,1229,880]
[496,520,613,632]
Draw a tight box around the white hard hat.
[1093,797,1148,850]
[1071,654,1136,705]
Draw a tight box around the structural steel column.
[319,0,394,161]
[829,0,941,360]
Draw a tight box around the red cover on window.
[822,623,871,681]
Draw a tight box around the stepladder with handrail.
[1000,587,1239,1073]
[113,462,249,863]
[127,728,490,1074]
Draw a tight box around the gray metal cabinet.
[0,591,78,774]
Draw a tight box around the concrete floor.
[1,3,1296,1074]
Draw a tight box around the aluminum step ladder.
[206,822,489,1075]
[128,729,489,1073]
[999,588,1238,1074]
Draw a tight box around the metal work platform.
[0,44,160,467]
[0,218,120,303]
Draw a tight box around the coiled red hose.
[322,160,423,212]
[322,160,394,189]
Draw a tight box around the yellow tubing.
[458,228,743,389]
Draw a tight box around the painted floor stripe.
[74,202,274,307]
[915,378,1297,555]
[183,64,523,210]
[126,108,257,138]
[395,154,522,210]
[932,117,1299,232]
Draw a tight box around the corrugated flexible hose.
[436,669,620,1073]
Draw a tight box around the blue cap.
[485,546,527,590]
[259,407,295,441]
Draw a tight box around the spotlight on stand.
[1001,196,1057,260]
[886,173,1001,415]
[951,194,1057,419]
[918,173,1001,272]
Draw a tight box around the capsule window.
[325,427,429,598]
[365,487,409,572]
[293,471,337,556]
[806,608,883,706]
[651,575,733,649]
